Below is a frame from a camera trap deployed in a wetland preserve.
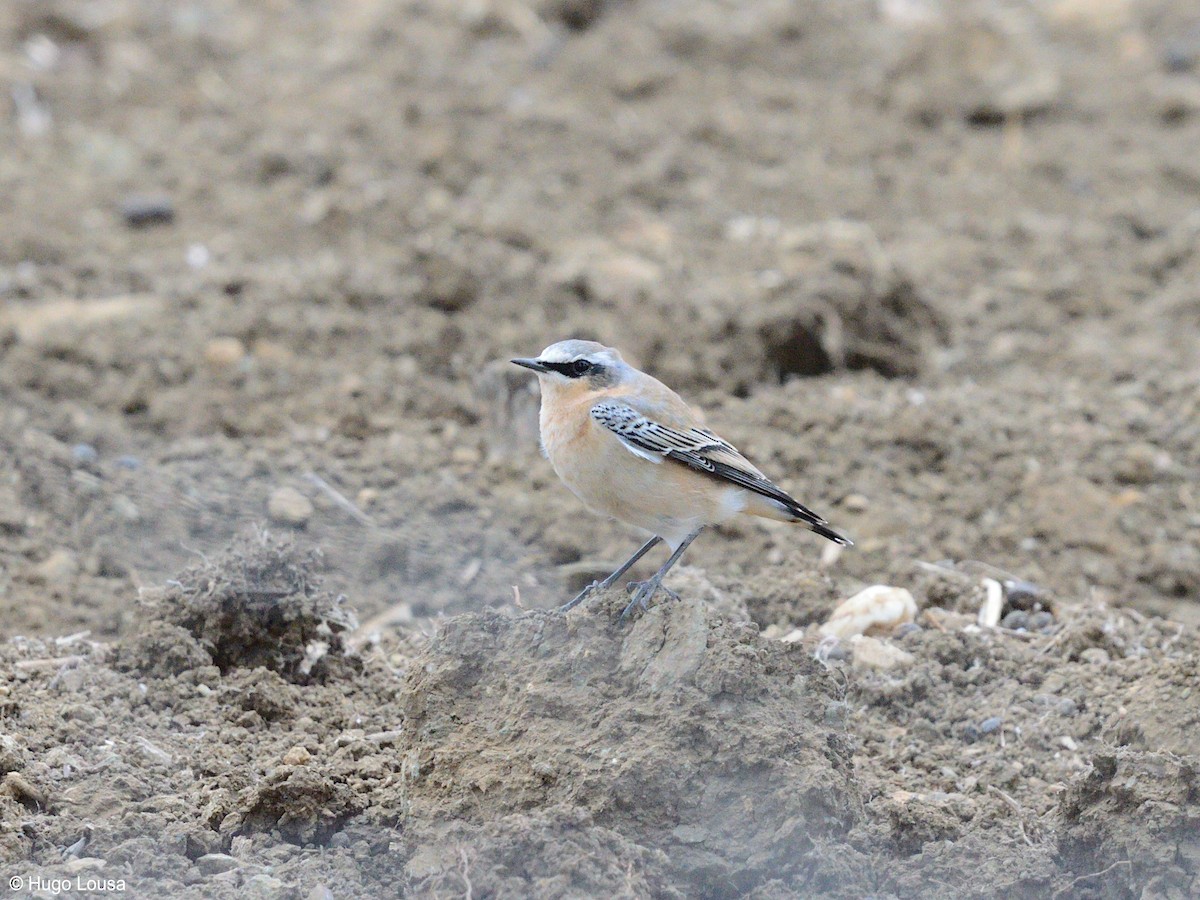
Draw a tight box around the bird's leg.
[558,536,662,613]
[620,528,704,621]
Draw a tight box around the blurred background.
[1,0,1198,634]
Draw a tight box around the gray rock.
[195,853,240,876]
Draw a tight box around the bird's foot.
[619,579,678,621]
[558,580,600,614]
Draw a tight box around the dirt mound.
[732,220,949,383]
[115,533,359,683]
[398,602,859,895]
[1057,751,1200,898]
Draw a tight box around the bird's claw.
[624,580,680,602]
[619,579,678,621]
[558,579,600,614]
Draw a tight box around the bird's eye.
[571,359,592,376]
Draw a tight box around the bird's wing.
[590,400,829,527]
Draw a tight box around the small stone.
[820,585,918,639]
[121,195,175,228]
[0,735,26,774]
[71,443,99,466]
[979,716,1003,735]
[1002,579,1043,609]
[1115,442,1171,485]
[268,487,314,527]
[0,489,25,534]
[1080,648,1110,665]
[245,874,284,893]
[282,746,311,766]
[1001,610,1030,630]
[112,495,140,522]
[1029,610,1054,631]
[2,772,47,809]
[203,337,247,368]
[894,622,922,639]
[1059,735,1078,751]
[671,824,708,845]
[1057,698,1078,716]
[31,549,79,586]
[1164,42,1198,74]
[842,493,870,512]
[961,724,981,744]
[823,644,849,663]
[196,853,240,876]
[114,455,141,470]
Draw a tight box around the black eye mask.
[544,359,596,378]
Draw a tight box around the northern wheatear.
[512,340,851,619]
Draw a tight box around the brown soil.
[2,0,1199,896]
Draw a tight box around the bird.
[512,339,851,620]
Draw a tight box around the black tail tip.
[811,523,853,547]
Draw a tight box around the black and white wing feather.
[590,400,846,542]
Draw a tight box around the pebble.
[1057,698,1079,717]
[894,622,922,639]
[1115,442,1171,484]
[120,195,175,228]
[842,493,870,512]
[1001,610,1030,630]
[203,337,247,368]
[112,495,140,522]
[1029,610,1054,631]
[0,735,26,773]
[1002,579,1043,608]
[245,874,284,893]
[71,443,99,466]
[823,644,849,663]
[820,585,918,639]
[267,487,314,526]
[114,455,141,470]
[961,724,981,744]
[1164,34,1200,73]
[979,716,1003,735]
[3,772,47,809]
[196,853,240,876]
[282,746,311,766]
[671,824,708,845]
[0,489,25,534]
[1080,648,1111,665]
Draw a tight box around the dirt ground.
[2,0,1199,896]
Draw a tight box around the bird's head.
[511,340,630,396]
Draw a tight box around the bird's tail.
[806,521,854,547]
[743,494,854,546]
